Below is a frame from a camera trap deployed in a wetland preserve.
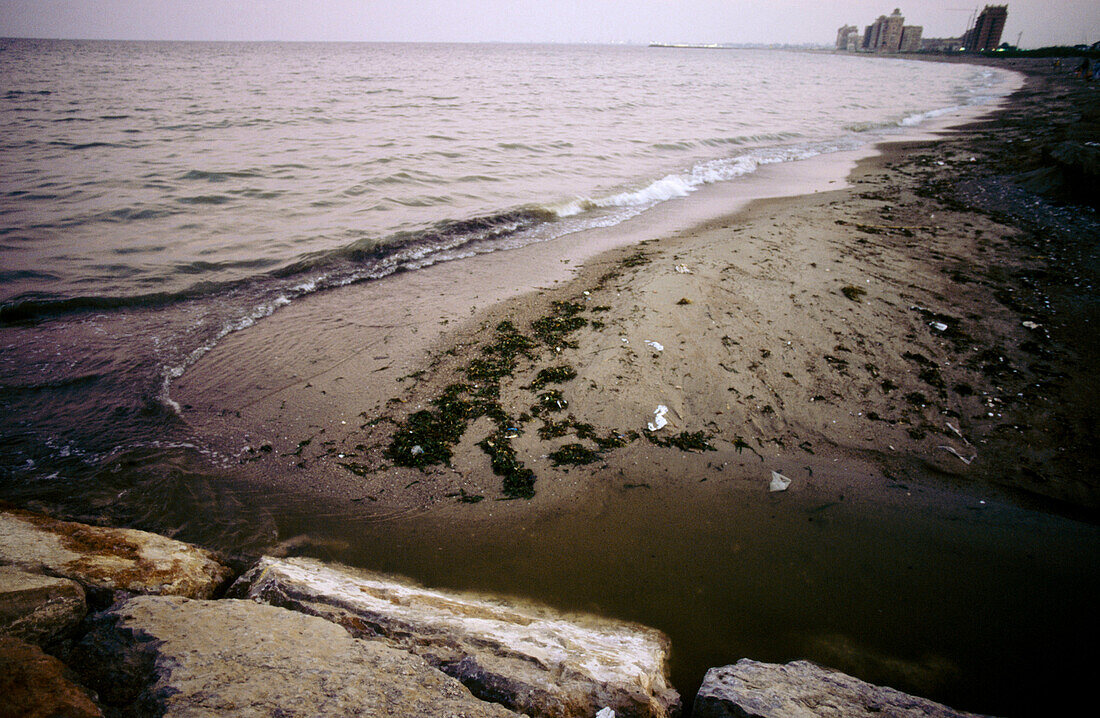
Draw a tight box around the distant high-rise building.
[963,5,1008,52]
[841,8,922,53]
[836,25,860,51]
[864,9,907,53]
[899,25,923,53]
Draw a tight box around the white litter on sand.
[647,405,669,432]
[769,471,792,492]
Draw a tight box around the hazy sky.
[1,1,1097,48]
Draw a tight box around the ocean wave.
[273,206,556,279]
[547,140,856,218]
[177,194,235,206]
[0,205,555,325]
[2,89,52,99]
[0,288,214,325]
[898,105,963,127]
[48,140,123,150]
[159,295,292,414]
[179,168,264,182]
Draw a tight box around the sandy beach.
[174,57,1097,522]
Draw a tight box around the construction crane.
[947,7,979,36]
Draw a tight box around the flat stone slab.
[0,508,232,599]
[73,595,518,717]
[0,564,86,645]
[693,659,992,718]
[231,556,681,718]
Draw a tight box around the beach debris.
[645,340,664,352]
[930,321,948,332]
[410,445,425,456]
[1022,320,1041,329]
[769,471,792,492]
[937,445,976,465]
[840,285,867,302]
[596,709,616,718]
[946,422,971,443]
[621,336,629,343]
[674,264,693,274]
[676,297,693,305]
[647,405,669,432]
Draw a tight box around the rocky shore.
[2,506,989,717]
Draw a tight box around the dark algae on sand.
[380,248,715,498]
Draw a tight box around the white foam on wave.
[546,141,854,222]
[898,105,962,127]
[155,216,511,411]
[159,294,291,414]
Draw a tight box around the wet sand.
[169,59,1100,715]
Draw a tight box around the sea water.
[3,41,1007,309]
[5,40,1087,716]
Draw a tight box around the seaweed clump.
[532,301,588,348]
[548,443,602,466]
[531,389,568,416]
[528,365,577,390]
[645,430,717,452]
[387,383,479,467]
[841,285,867,302]
[477,429,535,499]
[386,307,591,498]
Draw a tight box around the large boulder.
[0,636,102,718]
[71,594,518,717]
[0,508,232,600]
[692,660,991,718]
[230,556,681,718]
[0,564,86,645]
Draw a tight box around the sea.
[4,39,1092,715]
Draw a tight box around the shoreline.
[172,68,1038,517]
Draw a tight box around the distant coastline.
[647,42,828,50]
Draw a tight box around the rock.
[0,508,233,600]
[693,659,991,718]
[0,564,86,645]
[72,594,518,717]
[1048,141,1100,182]
[0,635,103,718]
[230,556,681,718]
